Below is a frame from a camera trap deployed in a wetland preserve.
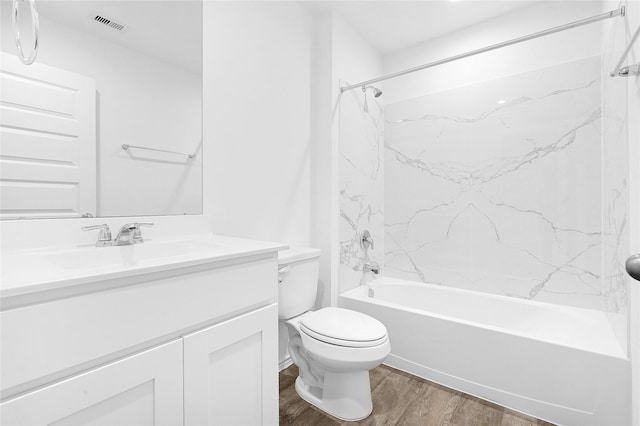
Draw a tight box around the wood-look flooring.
[279,364,555,426]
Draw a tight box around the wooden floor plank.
[279,364,556,426]
[297,406,342,426]
[280,369,297,394]
[369,364,394,392]
[396,381,460,426]
[447,396,504,426]
[279,378,313,425]
[342,370,415,426]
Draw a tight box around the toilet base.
[294,370,373,421]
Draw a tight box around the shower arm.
[340,6,625,93]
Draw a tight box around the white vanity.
[0,228,285,425]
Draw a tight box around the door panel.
[0,52,96,219]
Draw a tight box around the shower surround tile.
[384,57,604,311]
[339,83,385,293]
[601,19,631,353]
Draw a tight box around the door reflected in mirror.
[0,0,203,219]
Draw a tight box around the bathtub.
[339,277,630,426]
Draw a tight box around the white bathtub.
[339,277,630,426]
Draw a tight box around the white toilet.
[278,247,390,421]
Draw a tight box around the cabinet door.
[183,304,278,426]
[1,340,183,426]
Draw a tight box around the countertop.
[1,234,287,303]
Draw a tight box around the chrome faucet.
[363,261,380,275]
[81,222,154,246]
[361,261,380,297]
[114,223,154,246]
[81,224,112,247]
[361,230,374,250]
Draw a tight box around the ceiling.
[32,1,601,72]
[306,1,544,54]
[35,0,202,75]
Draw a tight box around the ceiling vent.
[93,15,126,31]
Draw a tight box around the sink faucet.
[113,222,154,246]
[81,224,112,247]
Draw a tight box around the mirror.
[0,0,202,219]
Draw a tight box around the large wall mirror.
[0,0,202,219]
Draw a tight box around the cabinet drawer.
[1,254,277,398]
[1,339,183,426]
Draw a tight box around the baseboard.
[279,357,293,372]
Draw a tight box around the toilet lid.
[299,307,388,348]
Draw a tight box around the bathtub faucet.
[363,262,380,275]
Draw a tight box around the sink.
[45,240,228,270]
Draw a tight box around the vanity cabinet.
[0,340,184,426]
[1,246,282,426]
[184,304,278,426]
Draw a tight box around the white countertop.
[1,234,287,302]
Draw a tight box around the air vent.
[94,15,125,31]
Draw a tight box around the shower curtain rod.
[340,6,625,93]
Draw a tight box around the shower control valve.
[361,230,374,250]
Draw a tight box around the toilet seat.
[299,307,388,348]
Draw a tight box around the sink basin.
[45,240,228,270]
[1,233,287,308]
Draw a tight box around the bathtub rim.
[340,278,627,360]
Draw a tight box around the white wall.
[0,3,202,217]
[383,2,606,102]
[618,1,640,423]
[293,9,385,312]
[602,0,637,360]
[202,1,312,248]
[201,5,382,317]
[202,1,313,368]
[201,5,384,366]
[310,11,338,312]
[331,14,385,296]
[602,1,640,423]
[309,9,385,309]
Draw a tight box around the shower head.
[362,85,382,97]
[361,84,382,113]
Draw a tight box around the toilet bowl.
[279,248,390,421]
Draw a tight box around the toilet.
[278,247,390,421]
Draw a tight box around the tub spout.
[363,262,380,275]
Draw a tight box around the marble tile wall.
[384,56,605,311]
[339,83,385,292]
[601,16,630,352]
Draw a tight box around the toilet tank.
[278,247,321,320]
